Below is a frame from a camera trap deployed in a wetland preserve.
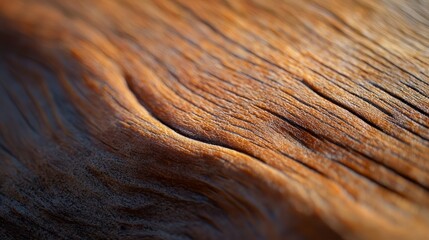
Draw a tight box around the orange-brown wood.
[1,0,428,239]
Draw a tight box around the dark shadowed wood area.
[0,0,428,239]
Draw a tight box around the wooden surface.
[0,0,428,239]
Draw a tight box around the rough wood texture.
[0,0,428,239]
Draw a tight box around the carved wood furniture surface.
[0,0,429,239]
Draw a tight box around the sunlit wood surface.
[1,0,429,239]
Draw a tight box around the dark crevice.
[305,68,429,143]
[307,68,395,118]
[403,82,429,101]
[257,105,429,193]
[370,81,429,117]
[300,79,409,145]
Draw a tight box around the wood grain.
[0,0,428,239]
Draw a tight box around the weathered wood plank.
[0,0,428,239]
